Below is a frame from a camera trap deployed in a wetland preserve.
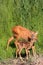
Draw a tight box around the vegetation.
[0,0,43,60]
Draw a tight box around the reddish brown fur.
[12,26,35,41]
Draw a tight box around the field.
[0,0,43,60]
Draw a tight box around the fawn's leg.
[26,49,29,60]
[19,49,23,61]
[32,45,36,57]
[28,50,30,57]
[16,48,19,58]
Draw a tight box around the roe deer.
[12,26,35,41]
[7,26,36,49]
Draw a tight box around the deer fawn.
[15,32,38,60]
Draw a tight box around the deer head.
[31,31,38,42]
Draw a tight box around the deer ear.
[35,31,38,35]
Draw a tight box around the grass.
[0,0,43,61]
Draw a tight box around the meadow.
[0,0,43,60]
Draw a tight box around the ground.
[0,55,43,65]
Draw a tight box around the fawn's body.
[15,32,38,60]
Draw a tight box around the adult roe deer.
[7,26,36,49]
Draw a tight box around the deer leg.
[7,36,14,50]
[32,45,36,57]
[28,50,30,57]
[28,50,31,59]
[19,49,23,61]
[26,49,29,60]
[16,48,19,58]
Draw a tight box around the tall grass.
[0,0,43,60]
